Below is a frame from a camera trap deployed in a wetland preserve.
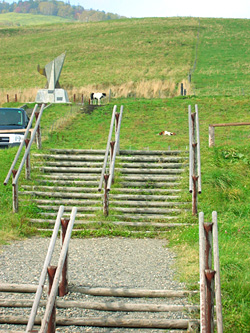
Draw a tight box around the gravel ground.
[0,237,195,332]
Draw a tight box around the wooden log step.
[39,161,104,167]
[121,182,181,188]
[39,166,102,173]
[0,283,197,297]
[110,194,180,200]
[40,212,96,218]
[33,154,104,161]
[0,315,198,329]
[113,214,179,220]
[0,298,199,313]
[120,168,184,174]
[122,175,181,181]
[21,185,100,192]
[120,149,185,156]
[19,191,102,199]
[110,201,186,207]
[29,219,190,228]
[41,174,100,180]
[118,156,186,162]
[26,199,100,206]
[112,207,182,214]
[50,148,106,154]
[111,188,182,194]
[122,162,184,169]
[37,180,99,186]
[36,205,101,212]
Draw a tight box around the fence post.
[109,141,115,184]
[15,94,17,102]
[181,83,184,96]
[109,89,111,102]
[7,94,9,103]
[199,212,206,333]
[103,174,109,216]
[24,139,31,180]
[12,170,18,213]
[47,266,57,333]
[209,126,215,147]
[59,218,69,297]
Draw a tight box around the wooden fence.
[98,105,124,216]
[199,211,223,333]
[188,104,201,215]
[209,122,250,147]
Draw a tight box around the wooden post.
[209,126,215,147]
[24,139,31,180]
[47,266,57,333]
[199,212,207,333]
[35,112,42,149]
[180,83,184,96]
[7,94,9,103]
[109,89,111,102]
[59,218,69,297]
[103,174,109,216]
[15,94,17,102]
[81,94,84,105]
[212,211,223,333]
[12,170,18,213]
[73,94,76,103]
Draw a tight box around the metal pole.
[188,105,193,193]
[103,174,109,216]
[195,104,202,193]
[12,170,18,213]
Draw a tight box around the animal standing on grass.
[158,131,176,136]
[90,92,106,105]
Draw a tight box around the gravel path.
[0,237,193,332]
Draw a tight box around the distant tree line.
[0,0,125,21]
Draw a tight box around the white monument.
[35,52,69,103]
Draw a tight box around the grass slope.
[0,12,72,26]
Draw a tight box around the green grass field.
[0,12,72,26]
[0,16,249,331]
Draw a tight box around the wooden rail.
[26,206,77,333]
[98,105,124,216]
[188,104,201,215]
[3,104,47,212]
[209,122,250,147]
[199,211,223,333]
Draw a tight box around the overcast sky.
[69,0,250,19]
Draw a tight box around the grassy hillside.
[0,12,72,26]
[0,17,250,331]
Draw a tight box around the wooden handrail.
[107,105,123,191]
[40,207,77,333]
[26,206,65,332]
[189,104,201,215]
[98,105,117,191]
[3,104,39,186]
[199,211,223,333]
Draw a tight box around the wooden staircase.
[21,148,190,232]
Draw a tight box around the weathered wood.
[209,122,250,127]
[122,162,183,168]
[110,194,180,200]
[209,125,215,147]
[212,211,223,333]
[119,156,185,162]
[33,154,105,161]
[40,167,102,173]
[42,174,100,180]
[121,181,181,188]
[69,286,197,297]
[0,299,199,312]
[36,205,100,212]
[122,175,181,181]
[26,199,100,206]
[0,283,41,293]
[110,201,186,207]
[120,168,184,174]
[120,149,184,155]
[111,207,182,214]
[0,315,198,329]
[199,212,207,333]
[50,149,106,154]
[20,191,101,199]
